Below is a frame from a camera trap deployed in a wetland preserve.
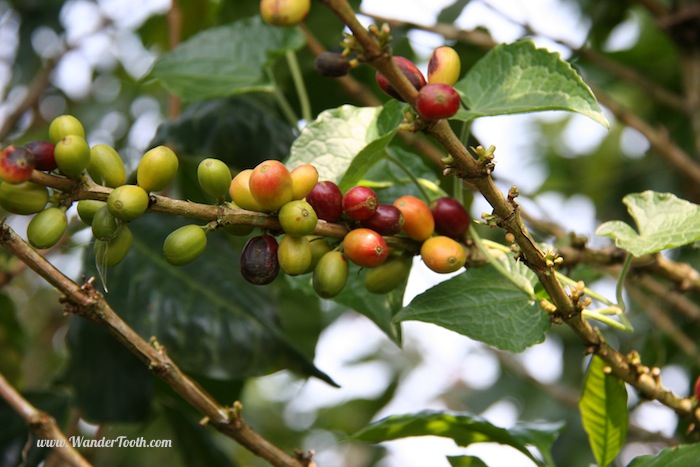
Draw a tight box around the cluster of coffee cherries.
[0,114,183,267]
[227,159,471,298]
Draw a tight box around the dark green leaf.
[596,191,700,257]
[627,443,700,467]
[353,410,564,466]
[394,264,549,353]
[287,104,403,191]
[65,318,154,423]
[437,0,472,24]
[82,215,336,387]
[454,39,609,127]
[578,355,628,467]
[447,455,489,467]
[150,17,305,101]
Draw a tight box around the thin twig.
[0,222,308,467]
[0,371,92,467]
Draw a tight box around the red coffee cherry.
[361,204,404,236]
[342,228,388,268]
[0,145,35,184]
[342,186,378,221]
[306,181,343,222]
[375,56,426,102]
[393,195,434,241]
[24,140,56,171]
[430,196,470,240]
[249,160,293,212]
[415,83,461,120]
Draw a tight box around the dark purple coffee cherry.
[240,234,280,285]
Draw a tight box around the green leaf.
[447,456,489,467]
[454,39,609,128]
[596,191,700,257]
[437,0,472,24]
[394,264,550,353]
[578,355,628,467]
[82,215,336,387]
[287,104,402,191]
[627,443,700,467]
[352,410,564,466]
[150,17,304,101]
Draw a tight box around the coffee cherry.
[87,144,126,188]
[694,375,700,400]
[290,163,319,200]
[230,169,266,212]
[137,146,179,192]
[305,236,332,273]
[364,254,412,294]
[278,235,312,276]
[107,184,150,221]
[27,207,67,249]
[428,46,461,86]
[197,158,232,199]
[249,160,293,211]
[393,195,434,241]
[314,52,351,78]
[278,200,318,236]
[24,140,57,171]
[76,200,106,225]
[306,181,343,222]
[55,134,90,178]
[342,228,388,268]
[420,235,467,274]
[94,224,132,267]
[415,83,460,120]
[342,186,378,221]
[240,234,280,285]
[163,224,208,266]
[361,204,404,236]
[375,56,426,102]
[91,205,121,240]
[0,145,35,184]
[0,182,48,214]
[48,114,85,144]
[430,196,470,240]
[260,0,310,27]
[313,251,348,298]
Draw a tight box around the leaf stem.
[285,50,313,124]
[386,152,432,202]
[582,310,629,332]
[266,68,301,133]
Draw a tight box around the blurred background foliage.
[1,0,699,465]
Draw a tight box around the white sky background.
[0,0,682,466]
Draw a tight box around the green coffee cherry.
[137,146,179,192]
[94,225,133,267]
[364,255,412,294]
[197,158,232,199]
[27,207,67,249]
[278,235,312,276]
[312,251,348,299]
[163,224,208,266]
[91,205,120,240]
[0,182,48,215]
[278,200,318,236]
[55,134,90,178]
[304,236,332,274]
[76,200,106,225]
[48,115,85,144]
[107,185,149,221]
[88,144,126,188]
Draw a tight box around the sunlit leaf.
[596,191,700,257]
[578,355,628,467]
[394,264,549,352]
[353,410,564,466]
[627,443,700,467]
[454,39,609,128]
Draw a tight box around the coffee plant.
[1,1,700,466]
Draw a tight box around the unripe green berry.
[278,200,318,236]
[94,225,133,267]
[88,144,126,188]
[107,184,150,221]
[163,225,208,266]
[91,205,120,240]
[197,158,232,199]
[77,200,106,225]
[27,207,67,249]
[48,115,85,144]
[278,235,312,276]
[137,146,179,192]
[0,182,48,215]
[55,134,91,178]
[313,251,348,299]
